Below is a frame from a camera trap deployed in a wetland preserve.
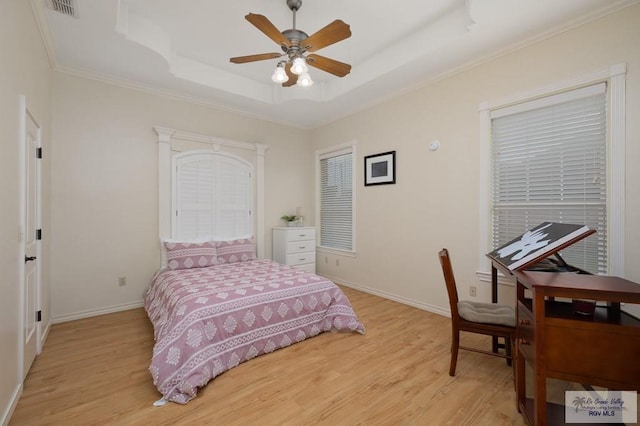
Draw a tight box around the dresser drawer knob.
[519,319,531,326]
[519,339,531,345]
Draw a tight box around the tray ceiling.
[33,0,635,128]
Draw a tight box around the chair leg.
[449,330,459,376]
[505,336,512,367]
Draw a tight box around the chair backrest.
[438,248,460,320]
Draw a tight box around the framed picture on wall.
[364,151,396,186]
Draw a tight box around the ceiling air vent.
[48,0,77,18]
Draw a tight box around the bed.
[144,237,365,404]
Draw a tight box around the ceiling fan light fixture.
[290,57,308,75]
[229,0,352,88]
[271,62,289,83]
[297,72,313,87]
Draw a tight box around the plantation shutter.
[215,156,252,239]
[175,156,214,240]
[320,148,353,251]
[491,83,607,274]
[174,152,252,240]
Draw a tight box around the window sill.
[317,246,357,258]
[475,270,515,287]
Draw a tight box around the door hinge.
[36,228,42,240]
[36,147,42,159]
[36,310,42,322]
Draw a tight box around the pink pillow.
[164,241,218,270]
[215,237,257,264]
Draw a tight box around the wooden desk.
[487,227,597,355]
[514,271,640,425]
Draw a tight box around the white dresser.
[272,227,316,273]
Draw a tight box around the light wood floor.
[10,287,524,425]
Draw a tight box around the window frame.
[477,64,626,282]
[315,142,357,256]
[155,127,268,258]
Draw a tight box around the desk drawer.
[544,320,640,388]
[517,302,535,361]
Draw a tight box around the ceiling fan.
[229,0,352,87]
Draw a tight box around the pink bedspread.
[144,259,365,403]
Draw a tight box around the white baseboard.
[319,273,451,318]
[49,278,454,324]
[52,300,144,324]
[1,383,22,426]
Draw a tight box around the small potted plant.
[281,214,301,227]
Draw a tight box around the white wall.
[50,73,312,321]
[0,1,52,424]
[311,4,640,314]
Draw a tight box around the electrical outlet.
[469,286,477,297]
[118,276,127,287]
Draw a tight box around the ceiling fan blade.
[306,54,351,77]
[282,62,298,87]
[302,20,351,52]
[230,53,283,64]
[245,13,291,48]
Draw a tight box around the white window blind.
[491,83,607,274]
[174,152,252,241]
[319,148,353,251]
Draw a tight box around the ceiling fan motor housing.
[281,29,308,56]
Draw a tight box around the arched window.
[172,150,253,240]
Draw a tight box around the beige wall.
[3,4,639,422]
[49,3,640,322]
[0,0,52,423]
[50,73,312,320]
[312,4,640,314]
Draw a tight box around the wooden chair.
[438,248,516,376]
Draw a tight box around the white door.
[21,98,41,379]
